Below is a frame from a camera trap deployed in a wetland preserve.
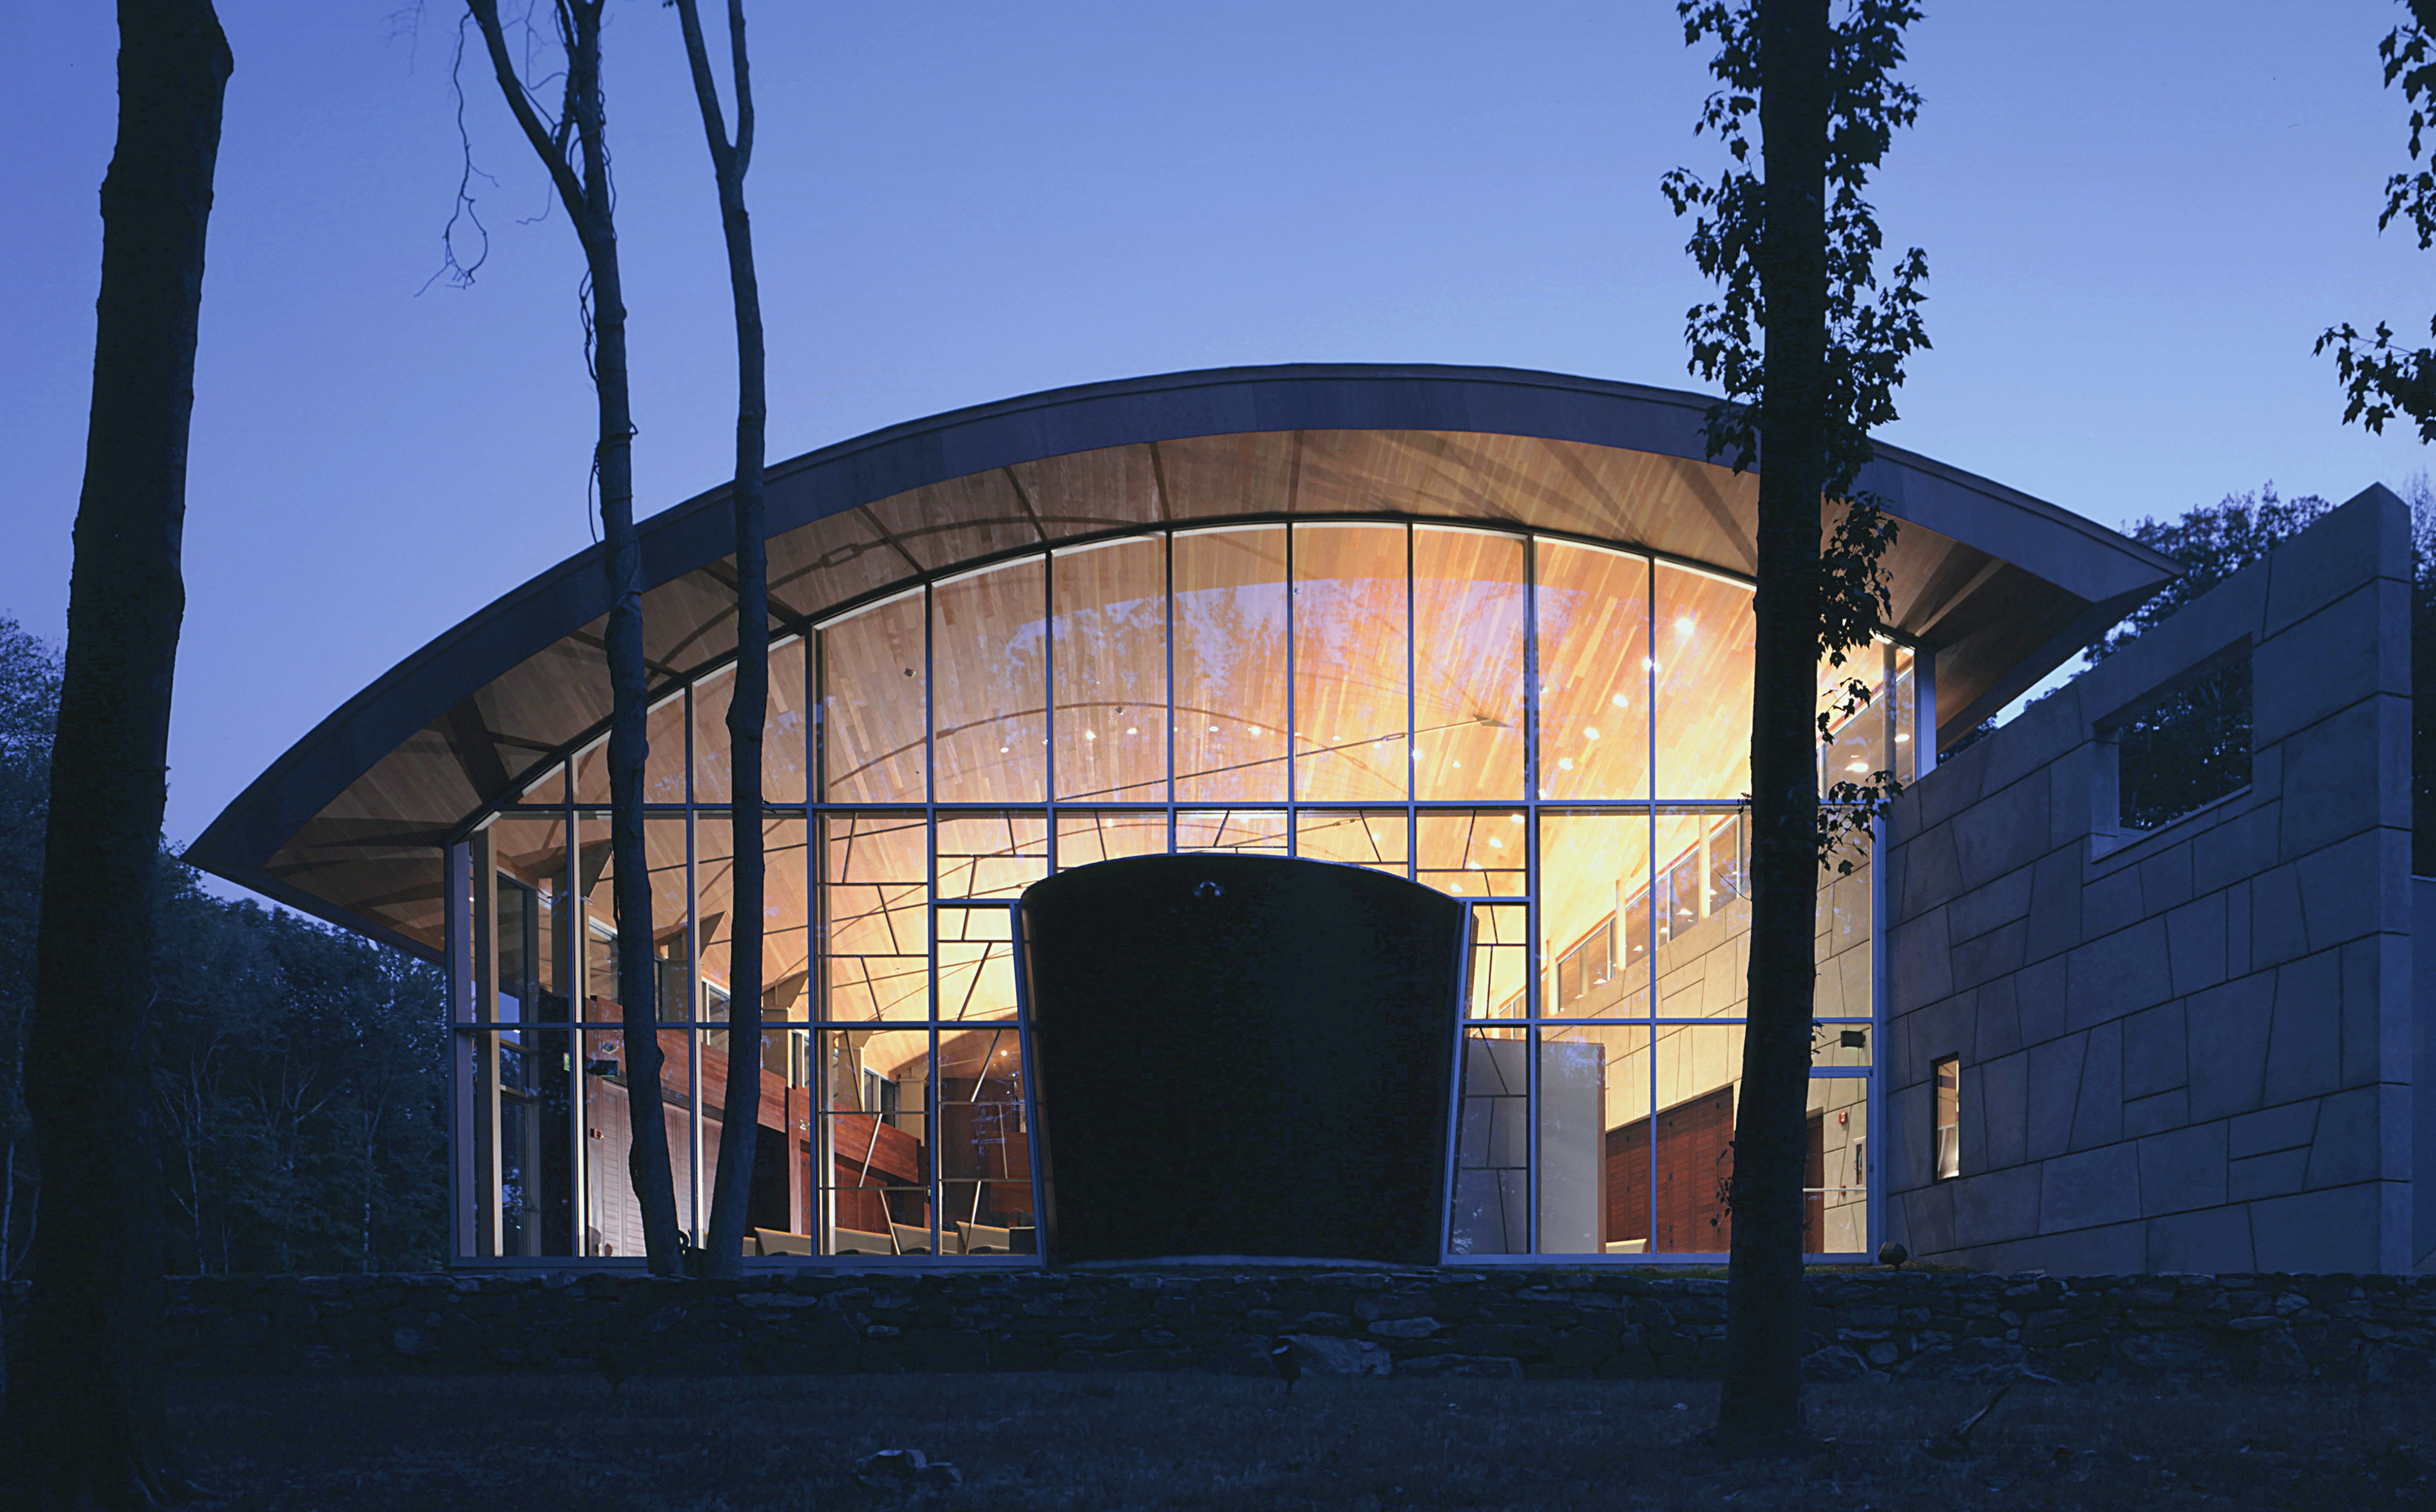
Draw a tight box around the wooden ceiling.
[194,369,2175,959]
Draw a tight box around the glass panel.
[821,813,930,1022]
[1448,1027,1530,1255]
[1292,523,1409,802]
[1808,1079,1868,1252]
[1934,1055,1961,1181]
[695,814,814,1025]
[1173,526,1289,802]
[820,589,927,802]
[489,815,571,1022]
[703,1029,818,1254]
[1415,527,1526,802]
[1654,563,1755,800]
[937,1025,1035,1254]
[820,1028,934,1255]
[1533,540,1649,800]
[467,1028,582,1257]
[572,691,690,805]
[1417,810,1527,900]
[693,637,811,805]
[1053,537,1168,802]
[517,761,568,804]
[1646,1024,1743,1253]
[934,559,1047,802]
[1174,808,1288,854]
[935,811,1050,901]
[1815,835,1873,1021]
[1890,644,1916,784]
[574,811,691,1019]
[1466,904,1530,1021]
[1588,1024,1655,1254]
[580,1019,696,1257]
[1812,1021,1873,1069]
[1820,639,1892,796]
[1539,811,1651,1018]
[1054,809,1168,868]
[937,908,1019,1024]
[1536,1026,1617,1254]
[1654,811,1749,1020]
[1294,808,1408,876]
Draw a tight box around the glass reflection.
[1534,541,1650,800]
[1173,527,1289,802]
[934,560,1047,802]
[1053,538,1168,801]
[1415,528,1526,802]
[821,589,926,802]
[1654,563,1755,799]
[1292,523,1409,801]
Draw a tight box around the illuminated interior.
[459,521,1908,1260]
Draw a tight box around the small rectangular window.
[2112,655,2250,832]
[1932,1055,1961,1180]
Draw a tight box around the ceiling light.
[1585,726,1601,741]
[1489,837,1504,851]
[1556,757,1574,771]
[1677,617,1697,635]
[1611,693,1629,708]
[1509,814,1525,825]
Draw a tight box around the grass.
[172,1370,2435,1511]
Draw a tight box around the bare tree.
[671,0,771,1280]
[0,1,232,1500]
[1664,0,1926,1450]
[462,0,684,1276]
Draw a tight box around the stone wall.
[8,1269,2432,1385]
[1882,485,2422,1274]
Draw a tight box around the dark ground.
[168,1370,2435,1511]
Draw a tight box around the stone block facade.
[1882,485,2423,1273]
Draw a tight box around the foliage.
[2086,486,2335,664]
[0,629,448,1276]
[0,617,61,1279]
[2317,1,2436,438]
[151,881,450,1274]
[1662,0,1931,861]
[2092,488,2330,833]
[2086,481,2436,870]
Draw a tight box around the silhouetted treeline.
[0,615,448,1277]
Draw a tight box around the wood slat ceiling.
[198,379,2173,963]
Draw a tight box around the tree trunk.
[674,0,770,1283]
[1717,0,1830,1452]
[465,0,684,1277]
[1,1,231,1501]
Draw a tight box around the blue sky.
[3,1,2432,876]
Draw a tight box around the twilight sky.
[3,1,2432,894]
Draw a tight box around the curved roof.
[191,363,2178,959]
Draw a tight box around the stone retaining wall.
[7,1270,2432,1384]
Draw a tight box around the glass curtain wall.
[450,526,1913,1262]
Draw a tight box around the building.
[190,364,2429,1274]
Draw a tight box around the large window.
[451,524,1912,1262]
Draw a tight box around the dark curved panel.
[1020,854,1463,1265]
